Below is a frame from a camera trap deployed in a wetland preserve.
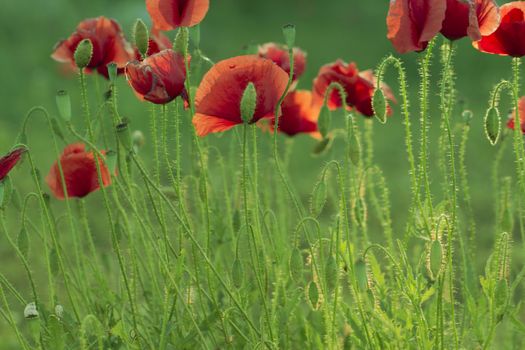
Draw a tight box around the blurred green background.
[0,0,520,324]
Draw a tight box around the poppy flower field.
[3,0,525,348]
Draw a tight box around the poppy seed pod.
[74,39,93,69]
[241,83,257,124]
[282,24,296,48]
[56,90,72,122]
[133,19,150,58]
[107,62,118,83]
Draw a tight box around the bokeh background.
[0,0,520,336]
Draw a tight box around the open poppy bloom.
[126,49,187,105]
[52,17,133,79]
[192,55,289,137]
[441,0,499,41]
[312,60,395,117]
[146,0,210,30]
[0,147,27,182]
[268,91,321,139]
[258,43,306,82]
[134,28,172,60]
[473,2,525,57]
[386,0,447,53]
[46,143,112,200]
[507,96,525,134]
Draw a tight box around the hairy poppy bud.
[372,88,387,124]
[132,130,145,151]
[307,281,320,310]
[240,82,257,124]
[54,304,64,319]
[427,239,443,280]
[74,39,93,69]
[56,90,71,122]
[133,19,149,58]
[107,62,118,83]
[116,121,133,151]
[231,259,244,288]
[174,27,189,55]
[282,24,296,48]
[462,110,473,124]
[484,107,500,145]
[289,248,304,283]
[317,105,331,138]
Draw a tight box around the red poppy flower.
[269,90,321,139]
[46,143,112,200]
[126,49,187,105]
[312,60,396,117]
[387,0,447,53]
[146,0,210,30]
[441,0,499,41]
[192,55,289,137]
[258,43,307,82]
[473,2,525,57]
[507,96,525,134]
[0,147,27,182]
[134,28,172,60]
[52,17,133,79]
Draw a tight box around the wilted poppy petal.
[193,55,289,136]
[147,0,210,30]
[0,147,27,182]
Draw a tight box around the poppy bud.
[427,239,443,280]
[231,259,244,288]
[56,90,71,122]
[310,177,328,217]
[105,150,118,175]
[372,88,387,124]
[312,136,333,156]
[289,248,304,283]
[24,302,38,319]
[132,130,145,151]
[348,131,360,166]
[354,259,368,291]
[240,82,257,124]
[484,107,500,145]
[325,255,338,294]
[133,19,149,58]
[307,281,320,310]
[107,62,118,83]
[317,105,331,139]
[116,121,133,151]
[54,304,64,319]
[282,24,296,48]
[74,39,93,69]
[174,27,189,55]
[462,110,473,124]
